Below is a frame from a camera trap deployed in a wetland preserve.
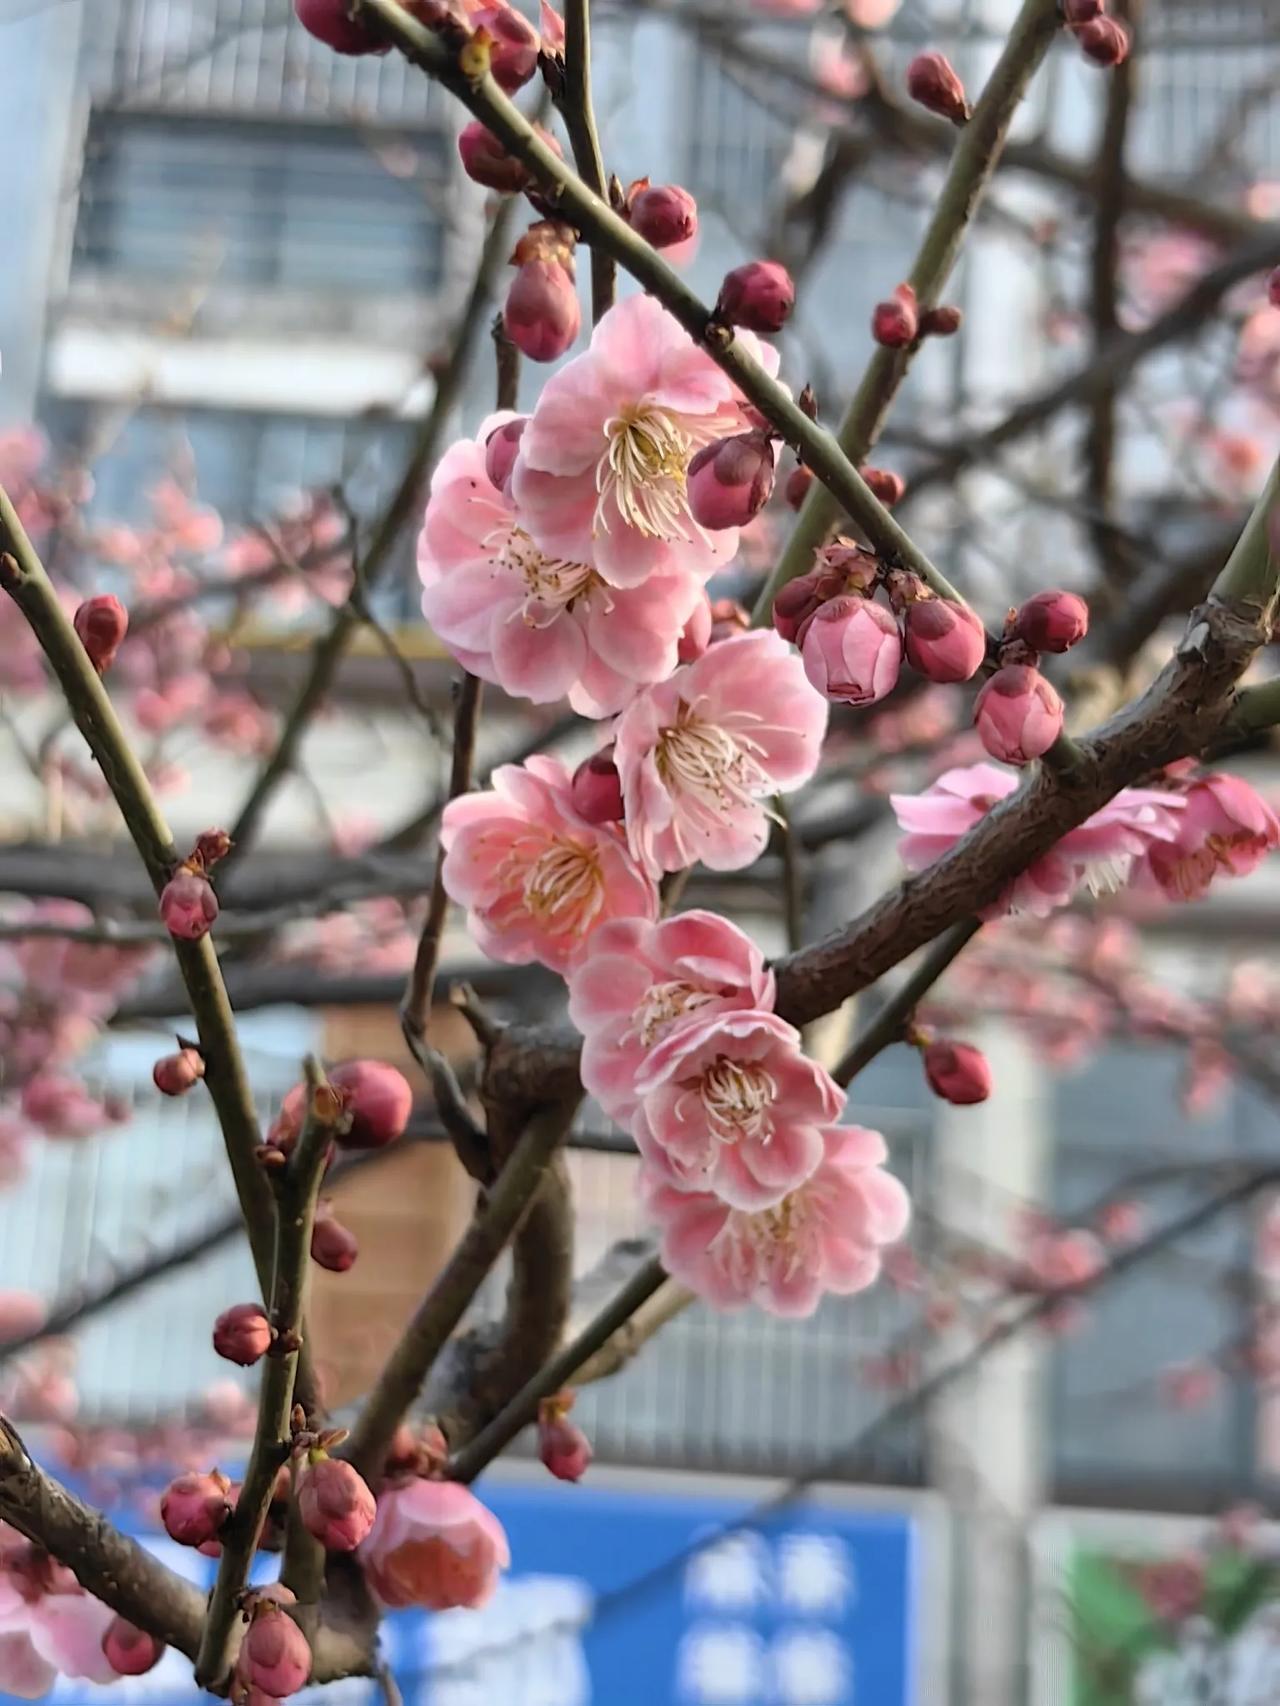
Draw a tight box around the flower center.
[521,838,605,933]
[696,1055,777,1142]
[656,705,774,813]
[497,526,601,625]
[595,403,705,540]
[722,1189,816,1282]
[633,979,717,1047]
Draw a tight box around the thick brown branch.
[343,1094,580,1481]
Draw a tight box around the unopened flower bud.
[571,748,624,824]
[297,1455,377,1552]
[311,1207,359,1273]
[505,259,580,362]
[484,418,526,491]
[1269,267,1280,310]
[467,2,540,89]
[801,596,902,706]
[906,51,969,124]
[919,304,963,338]
[973,664,1064,764]
[293,0,389,53]
[1073,16,1130,65]
[1061,0,1102,20]
[772,568,843,645]
[152,1046,205,1097]
[213,1302,273,1367]
[329,1059,413,1149]
[1013,589,1089,653]
[102,1618,163,1678]
[903,598,986,683]
[159,868,218,941]
[687,431,775,531]
[538,1412,593,1482]
[627,181,698,249]
[160,1469,231,1547]
[677,597,712,662]
[715,260,795,333]
[73,595,128,674]
[923,1040,992,1105]
[458,121,531,193]
[872,284,918,348]
[860,466,905,507]
[193,828,233,868]
[240,1602,312,1699]
[784,465,813,510]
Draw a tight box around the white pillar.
[927,1022,1050,1706]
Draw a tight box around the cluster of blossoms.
[891,760,1279,920]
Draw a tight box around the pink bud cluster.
[771,543,987,707]
[567,911,911,1316]
[968,589,1090,766]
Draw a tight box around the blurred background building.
[0,1,1279,1703]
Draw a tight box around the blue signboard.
[34,1473,928,1706]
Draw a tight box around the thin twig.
[195,1058,335,1691]
[491,312,521,411]
[343,1095,580,1481]
[448,1255,667,1482]
[834,919,981,1087]
[753,0,1063,622]
[557,0,615,321]
[0,489,300,1389]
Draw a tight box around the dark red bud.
[153,1047,205,1097]
[1061,0,1103,20]
[571,748,624,824]
[212,1303,273,1367]
[1013,589,1089,653]
[686,432,776,530]
[73,595,128,674]
[102,1618,164,1678]
[504,259,581,362]
[328,1059,412,1149]
[193,828,233,868]
[905,51,969,124]
[903,598,987,683]
[715,260,795,333]
[458,121,531,194]
[160,1470,231,1547]
[919,304,963,338]
[784,466,814,510]
[860,466,905,506]
[159,869,218,941]
[293,0,390,53]
[872,284,918,349]
[1073,16,1130,64]
[1269,267,1280,310]
[924,1040,992,1104]
[627,183,698,250]
[311,1208,359,1273]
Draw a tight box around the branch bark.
[753,0,1064,622]
[556,0,615,321]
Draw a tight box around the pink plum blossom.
[0,1548,119,1697]
[613,630,827,876]
[642,1124,909,1316]
[440,754,657,975]
[418,416,702,717]
[359,1478,510,1611]
[632,1010,843,1209]
[891,763,1185,918]
[511,294,779,589]
[0,1294,45,1345]
[1138,772,1280,901]
[566,911,774,1121]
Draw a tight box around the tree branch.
[0,487,290,1389]
[195,1059,334,1691]
[832,918,981,1086]
[753,0,1063,622]
[447,1255,667,1482]
[343,1094,580,1482]
[557,0,615,321]
[355,0,969,611]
